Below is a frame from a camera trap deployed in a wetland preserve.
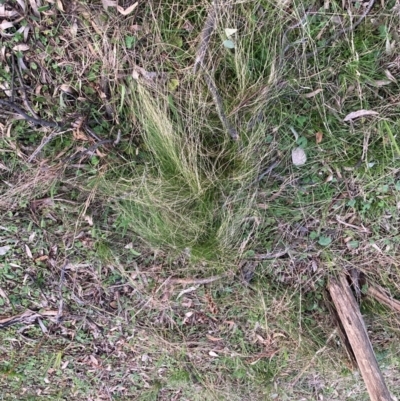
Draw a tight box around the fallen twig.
[13,54,39,119]
[169,273,229,286]
[254,248,289,260]
[192,1,239,140]
[335,216,370,233]
[203,73,239,141]
[366,283,400,314]
[28,129,71,162]
[57,261,68,323]
[0,309,58,330]
[0,99,60,128]
[193,1,218,73]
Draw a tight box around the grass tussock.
[104,80,266,258]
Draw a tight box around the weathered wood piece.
[328,274,392,401]
[366,284,400,313]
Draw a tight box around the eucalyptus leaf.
[223,40,235,49]
[0,246,11,256]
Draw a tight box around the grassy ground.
[1,0,400,399]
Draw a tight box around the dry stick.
[366,284,400,314]
[254,248,289,260]
[28,129,70,162]
[193,1,239,141]
[0,99,60,128]
[56,261,68,323]
[328,274,392,401]
[169,273,229,286]
[193,1,218,74]
[13,55,39,119]
[203,73,239,141]
[10,54,15,103]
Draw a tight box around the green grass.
[1,0,400,399]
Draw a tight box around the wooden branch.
[193,1,218,73]
[366,284,400,314]
[328,274,392,401]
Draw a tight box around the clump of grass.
[103,80,264,259]
[97,0,290,260]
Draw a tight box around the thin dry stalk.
[28,129,71,162]
[193,1,218,73]
[203,73,239,141]
[193,1,239,140]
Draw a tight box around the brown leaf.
[28,0,40,17]
[343,110,379,122]
[101,0,117,10]
[25,244,33,259]
[117,2,138,15]
[72,129,89,141]
[0,6,19,18]
[206,334,223,342]
[315,131,323,144]
[205,290,218,314]
[304,88,323,98]
[56,0,64,12]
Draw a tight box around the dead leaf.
[29,0,40,17]
[176,286,198,299]
[372,80,392,87]
[205,291,218,314]
[132,65,158,81]
[206,334,223,342]
[343,110,379,122]
[16,0,26,12]
[384,69,397,82]
[35,255,48,262]
[56,0,64,12]
[23,25,30,42]
[59,84,76,94]
[315,131,323,144]
[291,147,307,166]
[70,20,78,37]
[13,44,30,52]
[0,6,19,18]
[0,21,15,31]
[90,355,99,366]
[72,129,89,141]
[304,88,323,98]
[102,0,117,9]
[25,244,33,259]
[0,245,11,256]
[209,351,219,357]
[0,287,9,305]
[117,2,138,15]
[84,215,93,226]
[37,318,48,333]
